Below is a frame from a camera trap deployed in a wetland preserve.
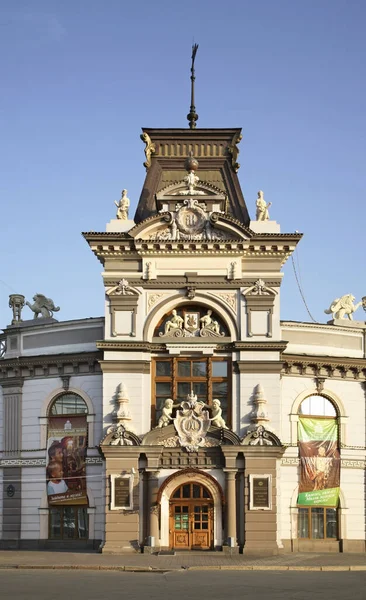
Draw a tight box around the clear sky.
[1,0,365,325]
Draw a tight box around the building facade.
[1,126,365,553]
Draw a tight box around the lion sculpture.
[26,294,60,319]
[324,294,362,320]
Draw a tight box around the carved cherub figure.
[114,189,130,220]
[158,399,174,428]
[211,399,228,429]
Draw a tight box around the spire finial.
[187,43,199,129]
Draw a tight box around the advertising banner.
[297,417,340,506]
[46,416,87,505]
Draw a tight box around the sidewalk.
[1,550,366,572]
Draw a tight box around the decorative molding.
[0,456,103,467]
[282,355,366,381]
[209,292,237,313]
[99,360,151,374]
[147,293,167,312]
[281,457,366,470]
[0,351,102,383]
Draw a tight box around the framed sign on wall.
[249,474,272,510]
[110,473,134,510]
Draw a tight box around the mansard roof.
[135,128,250,226]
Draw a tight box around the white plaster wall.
[85,463,105,541]
[103,371,150,436]
[238,373,281,438]
[0,468,3,538]
[279,462,300,541]
[0,385,3,451]
[22,378,61,450]
[21,467,44,539]
[340,469,365,540]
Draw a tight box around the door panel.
[170,501,212,549]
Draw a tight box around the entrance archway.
[158,469,224,549]
[170,482,213,550]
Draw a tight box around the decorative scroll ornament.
[147,293,166,311]
[140,131,156,170]
[173,391,211,452]
[227,131,242,172]
[106,279,140,296]
[158,308,225,338]
[324,294,363,320]
[241,425,281,447]
[107,423,133,446]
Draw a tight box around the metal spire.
[187,43,199,129]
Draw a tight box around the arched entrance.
[169,482,214,550]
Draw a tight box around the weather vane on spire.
[187,43,199,129]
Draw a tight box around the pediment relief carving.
[242,279,278,297]
[106,279,141,297]
[154,306,228,339]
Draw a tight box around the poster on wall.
[297,417,340,506]
[46,416,87,505]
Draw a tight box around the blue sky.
[1,1,365,325]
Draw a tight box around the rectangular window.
[152,358,230,427]
[297,506,338,540]
[49,506,88,540]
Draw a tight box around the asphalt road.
[1,570,366,600]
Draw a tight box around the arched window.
[49,393,88,416]
[299,395,337,417]
[47,392,88,541]
[297,394,339,542]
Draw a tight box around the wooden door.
[169,483,213,550]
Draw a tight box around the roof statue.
[9,294,25,325]
[26,294,60,319]
[255,190,272,221]
[114,189,130,220]
[187,43,199,129]
[324,294,363,321]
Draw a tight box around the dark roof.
[135,128,250,226]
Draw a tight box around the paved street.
[1,570,366,600]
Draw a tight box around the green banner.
[298,417,340,507]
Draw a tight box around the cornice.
[102,278,283,289]
[281,320,364,334]
[282,353,366,381]
[0,350,102,384]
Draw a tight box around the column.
[147,471,159,545]
[225,470,237,544]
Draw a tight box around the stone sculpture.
[211,399,228,429]
[255,190,271,221]
[324,294,363,320]
[9,294,25,324]
[109,423,133,446]
[162,309,184,335]
[114,189,130,220]
[199,310,221,335]
[140,131,156,170]
[158,399,174,428]
[26,294,60,319]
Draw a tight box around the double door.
[170,502,213,550]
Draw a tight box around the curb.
[0,564,365,572]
